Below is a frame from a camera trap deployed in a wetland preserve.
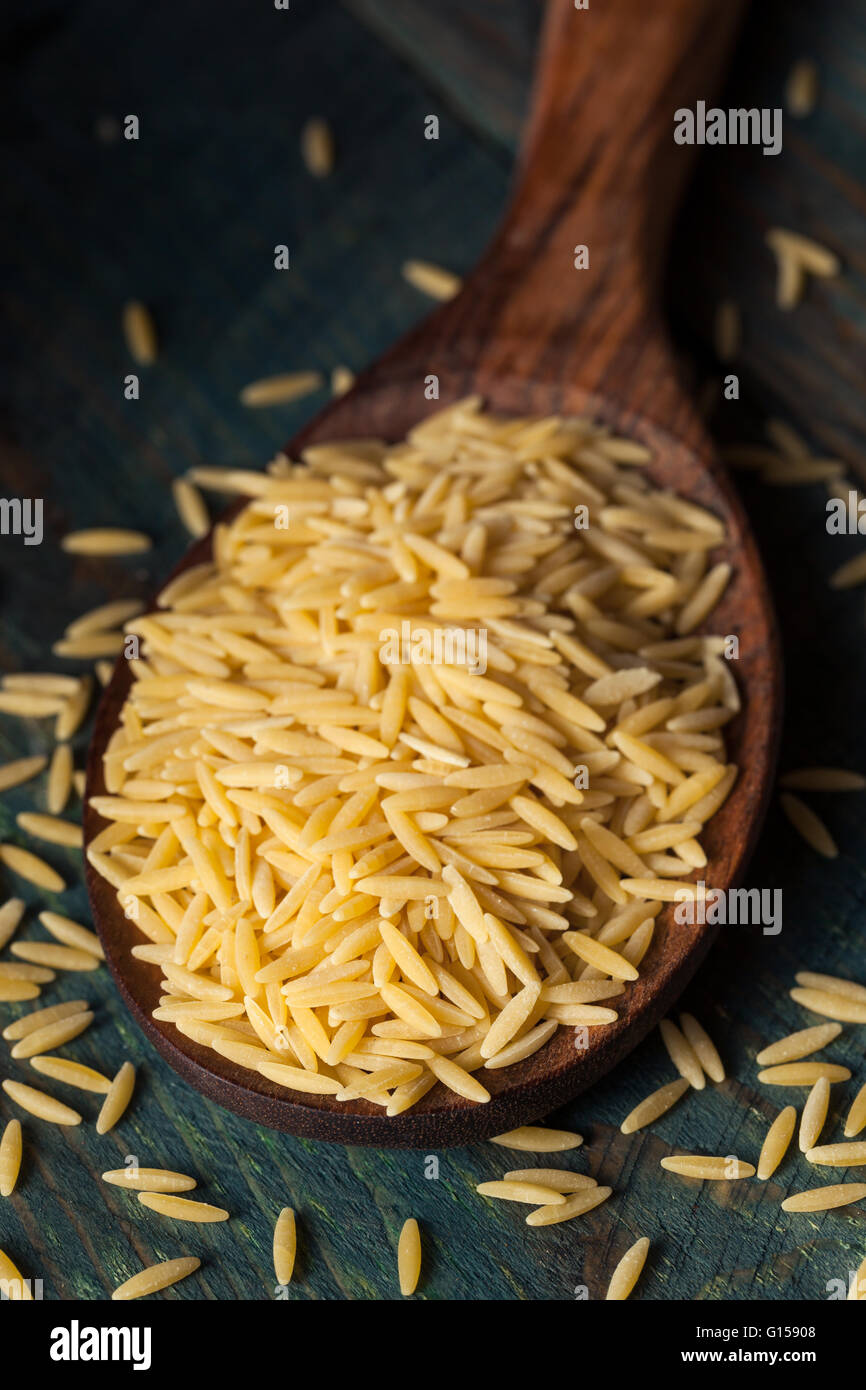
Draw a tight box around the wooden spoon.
[85,0,780,1147]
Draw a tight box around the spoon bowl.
[85,0,781,1146]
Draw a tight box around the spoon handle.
[453,0,749,422]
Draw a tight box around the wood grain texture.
[0,0,864,1298]
[84,0,781,1147]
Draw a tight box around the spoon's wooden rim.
[84,385,782,1148]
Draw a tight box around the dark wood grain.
[84,0,781,1147]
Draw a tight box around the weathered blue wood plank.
[0,0,864,1301]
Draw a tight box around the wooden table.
[0,0,864,1300]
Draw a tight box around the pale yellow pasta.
[781,1183,866,1213]
[758,1062,850,1086]
[526,1185,612,1226]
[799,1076,831,1153]
[605,1236,650,1301]
[103,1168,197,1192]
[0,844,64,892]
[397,1217,422,1296]
[490,1126,583,1153]
[0,1119,22,1197]
[273,1207,297,1285]
[679,1014,724,1082]
[660,1155,755,1180]
[112,1256,201,1301]
[2,998,88,1041]
[10,1009,93,1059]
[757,1107,796,1181]
[659,1019,705,1090]
[756,1022,842,1066]
[0,1247,33,1299]
[846,1083,866,1138]
[476,1181,566,1206]
[805,1142,866,1167]
[138,1192,229,1222]
[96,1061,136,1134]
[620,1078,690,1135]
[2,1079,81,1126]
[87,401,736,1113]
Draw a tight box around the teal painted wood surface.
[1,0,865,1300]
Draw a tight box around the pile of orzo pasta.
[87,398,738,1115]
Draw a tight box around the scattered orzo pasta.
[798,1076,830,1152]
[503,1168,596,1191]
[0,691,65,716]
[0,755,47,792]
[239,371,323,408]
[0,1118,22,1197]
[490,1126,583,1153]
[300,117,335,177]
[779,767,865,791]
[112,1256,201,1301]
[605,1235,650,1301]
[660,1155,755,1180]
[785,60,818,118]
[659,1019,705,1090]
[0,844,65,892]
[790,988,866,1024]
[794,970,866,1002]
[846,1083,866,1138]
[10,941,98,973]
[757,1062,850,1086]
[620,1077,689,1135]
[103,1167,197,1191]
[781,1183,866,1213]
[678,1013,724,1083]
[756,1022,842,1066]
[96,1061,135,1134]
[850,1254,866,1301]
[0,897,25,951]
[10,1008,93,1059]
[805,1142,866,1167]
[397,1217,422,1296]
[401,259,462,301]
[65,598,145,640]
[476,1180,566,1206]
[38,910,104,959]
[273,1206,296,1285]
[122,300,158,364]
[757,1106,796,1181]
[331,365,355,397]
[61,528,152,557]
[31,1057,112,1092]
[766,228,839,309]
[138,1192,229,1222]
[47,743,73,815]
[1,1079,82,1126]
[525,1185,611,1226]
[0,1247,32,1299]
[0,979,39,1002]
[173,478,210,539]
[779,793,838,858]
[16,812,82,848]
